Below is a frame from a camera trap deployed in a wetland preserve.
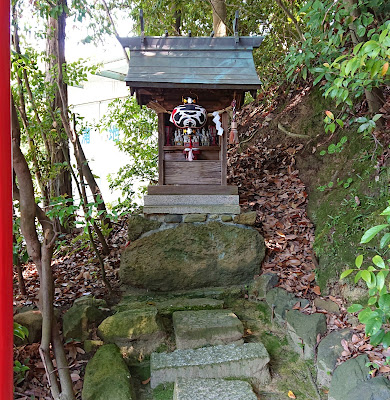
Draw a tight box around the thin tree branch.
[275,0,306,42]
[100,0,129,62]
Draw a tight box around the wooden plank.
[221,112,229,186]
[118,36,264,50]
[158,113,165,185]
[130,54,253,67]
[163,146,220,151]
[127,81,259,90]
[127,73,259,82]
[165,152,186,161]
[164,161,221,185]
[131,51,253,60]
[164,151,219,161]
[148,185,238,195]
[199,152,219,160]
[128,64,254,74]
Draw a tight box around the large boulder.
[82,344,134,400]
[120,222,265,291]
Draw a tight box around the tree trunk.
[13,232,26,295]
[12,93,75,400]
[11,96,42,273]
[211,0,227,37]
[174,9,181,35]
[46,0,73,232]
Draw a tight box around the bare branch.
[100,0,129,62]
[274,0,306,42]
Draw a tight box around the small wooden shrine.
[119,20,263,214]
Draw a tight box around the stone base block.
[144,195,239,206]
[143,204,241,215]
[150,343,270,390]
[173,378,257,400]
[173,310,243,349]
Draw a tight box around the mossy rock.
[74,295,107,308]
[14,310,42,344]
[98,307,161,344]
[156,298,224,316]
[113,300,156,313]
[285,310,327,359]
[82,344,134,400]
[63,303,105,341]
[120,221,265,291]
[127,214,162,242]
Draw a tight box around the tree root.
[277,122,310,139]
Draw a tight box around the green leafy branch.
[341,202,390,347]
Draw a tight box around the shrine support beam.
[0,1,14,398]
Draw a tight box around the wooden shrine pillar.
[158,113,165,185]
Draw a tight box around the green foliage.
[355,114,384,136]
[13,213,29,265]
[14,360,30,385]
[46,196,79,229]
[13,322,29,341]
[285,0,389,133]
[320,136,348,156]
[341,202,390,347]
[98,96,158,203]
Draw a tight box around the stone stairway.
[150,308,270,399]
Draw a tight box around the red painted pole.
[0,0,14,398]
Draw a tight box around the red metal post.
[0,0,14,398]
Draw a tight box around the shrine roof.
[118,36,263,90]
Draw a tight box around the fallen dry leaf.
[312,286,321,295]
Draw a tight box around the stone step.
[143,204,241,215]
[156,298,224,316]
[173,309,243,349]
[150,343,270,390]
[144,194,240,206]
[173,378,258,400]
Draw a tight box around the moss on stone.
[127,215,162,242]
[120,222,265,291]
[153,383,174,400]
[82,344,134,400]
[229,298,323,399]
[128,360,151,382]
[63,304,104,341]
[156,298,224,316]
[98,308,161,343]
